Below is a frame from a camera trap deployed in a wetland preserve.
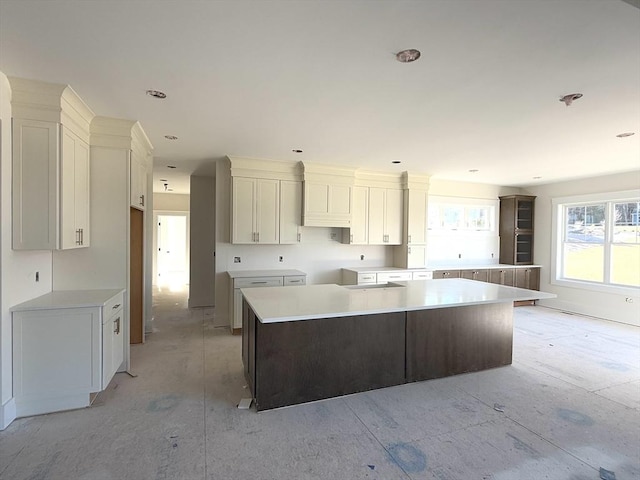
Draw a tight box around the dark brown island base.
[241,279,554,411]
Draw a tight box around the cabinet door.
[385,189,403,245]
[407,189,428,245]
[368,187,385,244]
[60,128,90,249]
[460,269,489,282]
[102,317,113,388]
[406,245,427,269]
[130,154,147,210]
[489,269,514,286]
[232,177,257,244]
[433,270,460,279]
[349,186,369,244]
[256,179,280,244]
[280,180,301,244]
[515,267,540,290]
[12,119,59,250]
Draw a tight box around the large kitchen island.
[241,278,555,411]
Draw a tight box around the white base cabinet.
[228,270,307,331]
[11,289,125,418]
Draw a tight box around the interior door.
[130,207,144,344]
[157,214,188,287]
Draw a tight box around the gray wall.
[189,175,216,307]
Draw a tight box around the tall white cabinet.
[9,78,95,250]
[52,116,153,369]
[394,173,431,269]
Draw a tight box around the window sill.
[551,278,640,296]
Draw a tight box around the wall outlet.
[234,256,241,263]
[360,254,365,261]
[279,256,284,262]
[491,253,494,258]
[458,253,462,259]
[35,271,39,282]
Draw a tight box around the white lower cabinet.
[229,271,307,331]
[11,289,125,418]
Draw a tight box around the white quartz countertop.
[11,289,125,312]
[242,279,555,323]
[343,265,541,273]
[227,269,306,278]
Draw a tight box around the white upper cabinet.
[406,188,428,245]
[368,187,403,245]
[60,127,90,248]
[130,151,148,211]
[10,78,95,250]
[232,177,280,244]
[302,163,356,227]
[280,180,302,244]
[343,185,369,244]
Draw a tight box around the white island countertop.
[11,289,124,312]
[241,279,555,323]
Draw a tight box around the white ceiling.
[1,0,639,194]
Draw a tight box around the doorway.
[155,213,189,291]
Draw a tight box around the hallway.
[1,287,638,479]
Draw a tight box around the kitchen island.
[241,279,555,411]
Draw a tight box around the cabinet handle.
[408,246,411,254]
[76,229,82,245]
[297,233,301,242]
[112,303,121,309]
[350,234,353,243]
[80,228,84,245]
[114,317,121,334]
[289,280,301,283]
[252,232,255,242]
[256,232,259,242]
[140,194,145,206]
[408,234,412,244]
[250,281,268,284]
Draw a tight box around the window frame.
[428,196,497,237]
[552,190,640,294]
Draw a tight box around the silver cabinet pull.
[76,229,81,245]
[251,281,268,284]
[140,194,145,206]
[408,234,412,243]
[297,233,301,242]
[350,234,353,243]
[114,317,121,334]
[112,303,121,309]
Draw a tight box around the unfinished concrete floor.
[1,286,639,480]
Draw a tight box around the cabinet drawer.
[357,273,377,284]
[412,271,433,280]
[104,291,124,314]
[377,272,412,283]
[284,276,306,286]
[234,277,283,289]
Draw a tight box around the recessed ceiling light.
[559,93,582,106]
[146,89,167,99]
[468,169,479,173]
[292,149,303,153]
[167,165,177,169]
[396,49,421,63]
[391,160,402,164]
[164,135,178,140]
[616,132,635,138]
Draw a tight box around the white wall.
[0,72,53,429]
[214,159,393,328]
[190,175,216,307]
[153,193,189,212]
[523,171,640,326]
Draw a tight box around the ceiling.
[1,0,638,194]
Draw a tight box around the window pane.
[441,206,464,230]
[466,207,491,230]
[566,204,605,243]
[613,202,640,244]
[611,244,640,287]
[563,243,604,282]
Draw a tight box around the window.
[555,192,640,290]
[428,197,495,233]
